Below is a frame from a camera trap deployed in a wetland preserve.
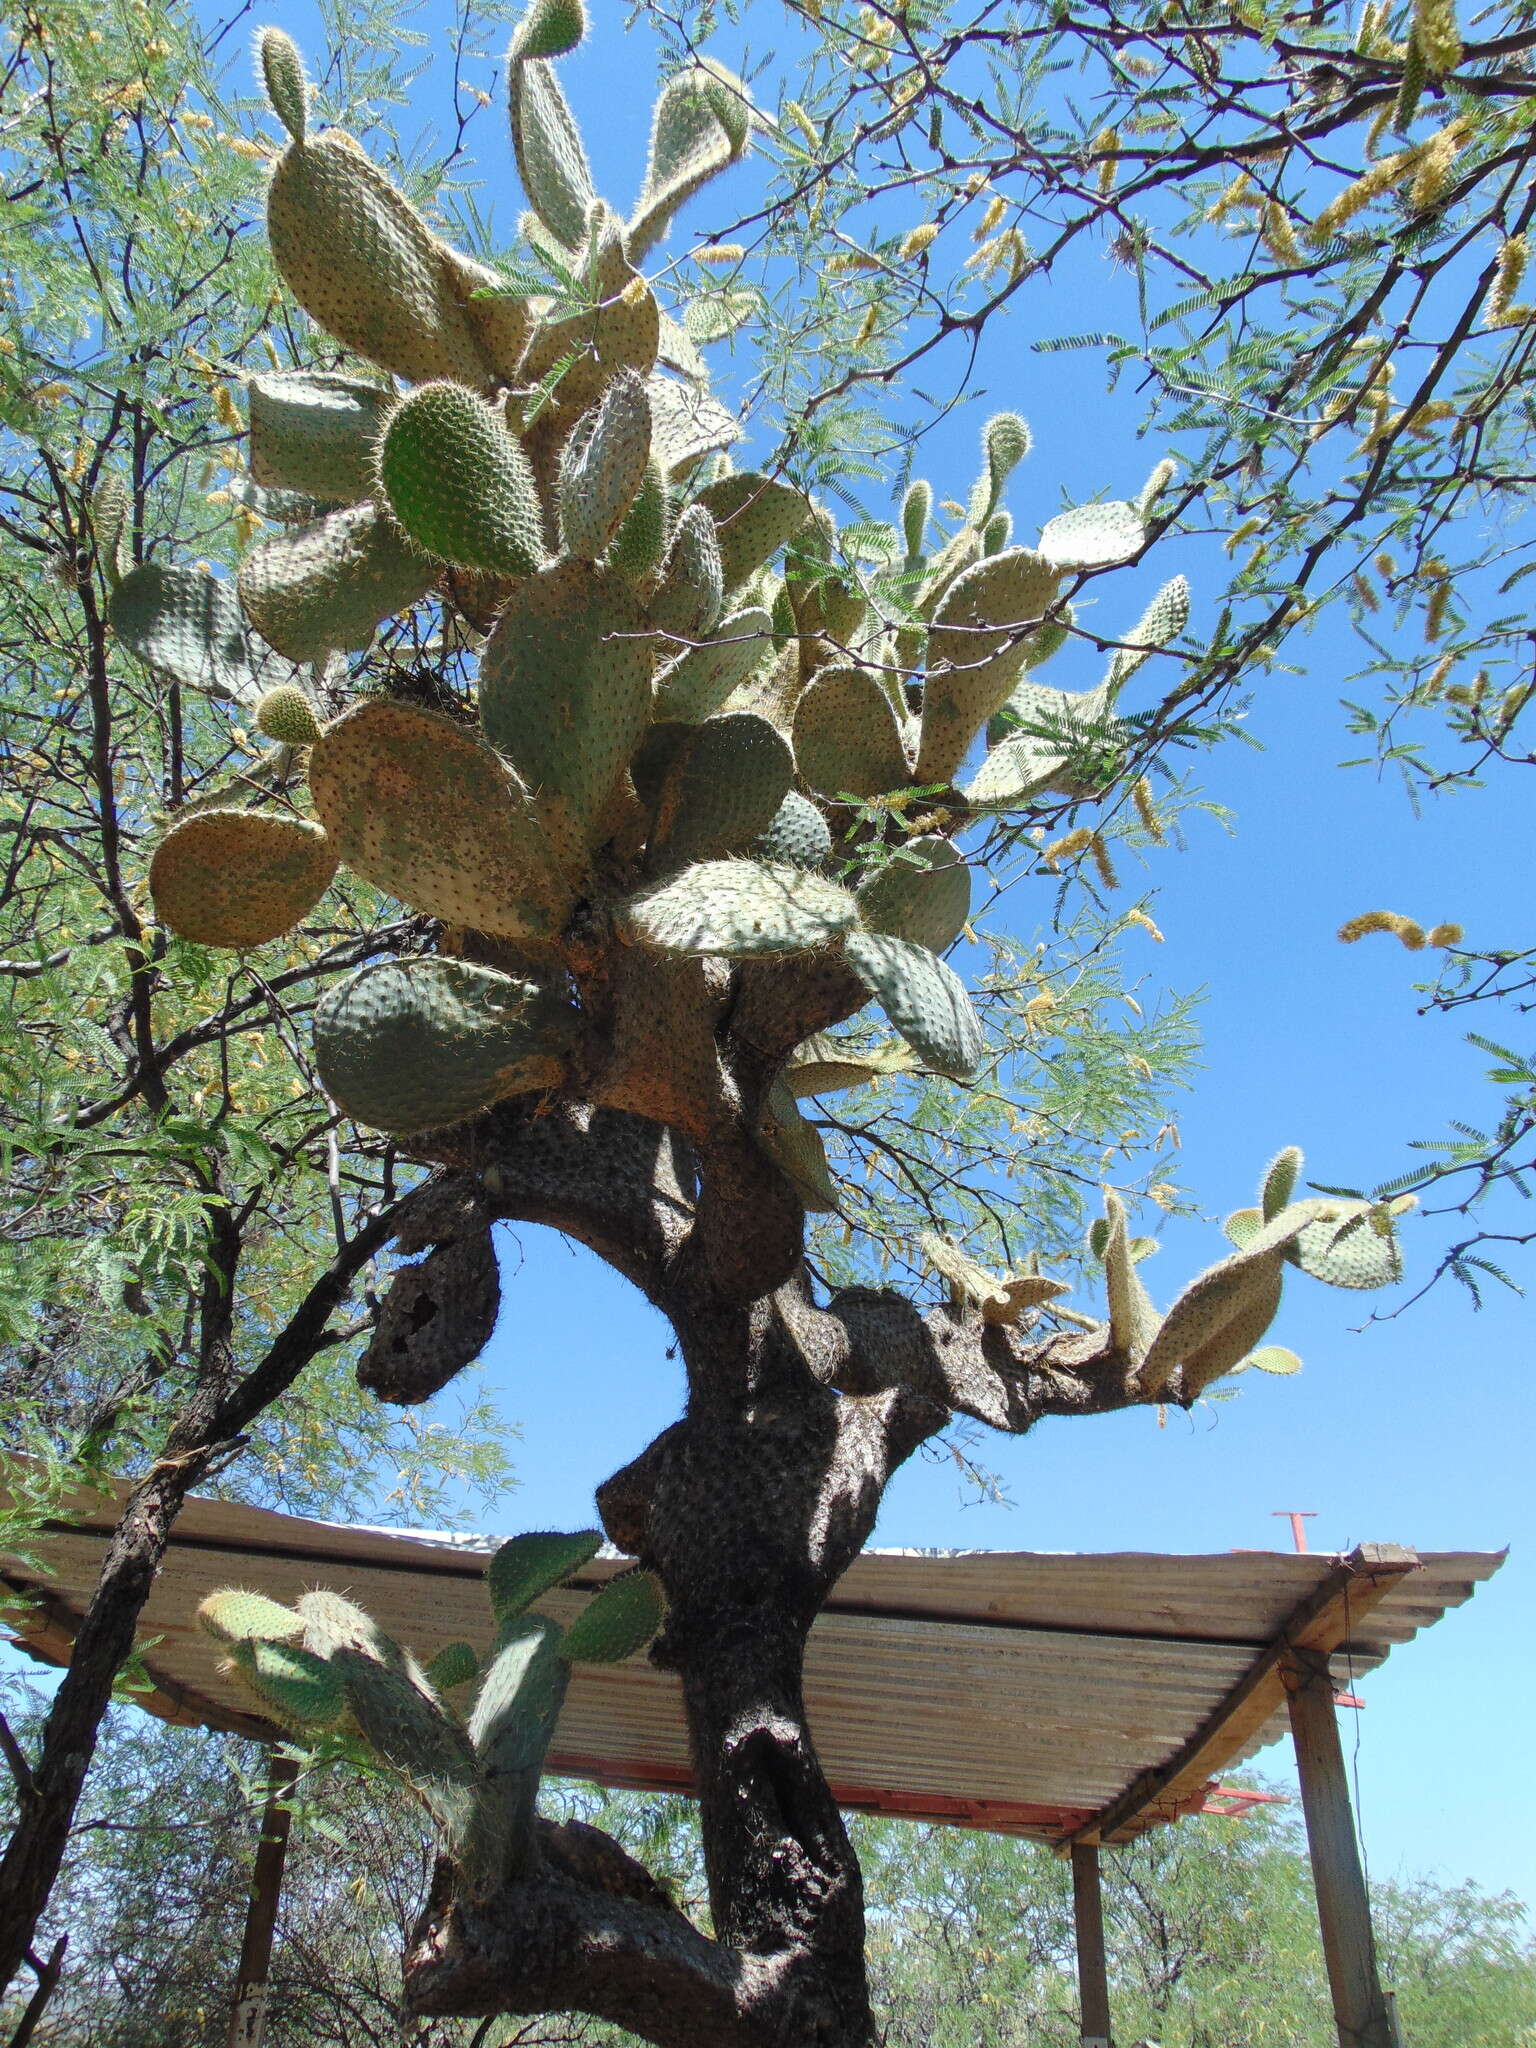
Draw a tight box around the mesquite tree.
[122,5,1416,2042]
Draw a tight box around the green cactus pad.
[1106,574,1190,689]
[488,1531,604,1625]
[110,562,285,706]
[628,63,753,263]
[520,210,659,413]
[478,561,653,867]
[254,684,323,747]
[786,1033,920,1096]
[916,549,1061,785]
[920,1231,1067,1325]
[333,1646,479,1779]
[197,1590,303,1645]
[968,411,1032,525]
[648,713,794,871]
[509,0,587,61]
[901,480,932,560]
[462,1614,567,1886]
[1099,1190,1161,1362]
[982,511,1013,556]
[793,664,913,801]
[258,27,309,145]
[377,383,545,578]
[424,1642,480,1691]
[294,1589,396,1662]
[608,456,670,580]
[91,476,130,587]
[231,1639,346,1730]
[1138,1247,1286,1401]
[309,700,572,943]
[1239,1345,1303,1375]
[652,607,772,724]
[442,249,537,387]
[247,371,390,506]
[1038,500,1145,572]
[755,1076,840,1213]
[314,957,575,1135]
[856,837,971,954]
[965,682,1108,810]
[694,472,812,593]
[963,731,1062,811]
[238,502,435,663]
[843,931,983,1081]
[750,789,832,869]
[150,809,336,950]
[266,130,489,387]
[1260,1146,1304,1220]
[560,1571,665,1663]
[1288,1204,1403,1290]
[650,503,724,644]
[558,369,652,561]
[647,373,742,476]
[509,51,595,252]
[618,859,858,957]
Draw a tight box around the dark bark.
[0,1202,400,1999]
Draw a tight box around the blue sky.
[200,0,1532,1912]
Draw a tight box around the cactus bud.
[254,683,322,746]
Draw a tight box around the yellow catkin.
[1262,201,1303,265]
[1376,550,1397,579]
[855,302,880,347]
[964,228,1026,283]
[1307,152,1409,244]
[1094,128,1120,195]
[1363,101,1397,162]
[1404,400,1456,435]
[1413,0,1463,72]
[1352,572,1379,613]
[1418,652,1454,700]
[1224,516,1263,554]
[1482,235,1529,328]
[1131,777,1165,841]
[1206,173,1255,223]
[1089,832,1119,890]
[826,249,882,274]
[899,221,939,260]
[1424,567,1450,641]
[698,243,746,267]
[213,385,242,431]
[973,192,1007,241]
[1041,827,1094,870]
[784,100,820,149]
[1126,906,1165,942]
[1427,922,1464,946]
[1339,910,1427,948]
[1408,120,1468,211]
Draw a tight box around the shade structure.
[1,1480,1502,1845]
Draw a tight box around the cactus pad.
[110,562,285,706]
[647,373,742,475]
[652,606,773,723]
[1038,500,1144,572]
[619,858,858,957]
[488,1531,604,1625]
[258,27,309,145]
[842,931,983,1080]
[628,64,753,262]
[247,371,390,506]
[238,502,435,663]
[377,384,546,578]
[750,789,832,868]
[197,1590,303,1644]
[755,1076,840,1212]
[150,809,336,949]
[608,456,670,580]
[916,549,1061,785]
[647,713,794,871]
[650,502,724,643]
[425,1642,480,1691]
[1288,1204,1404,1290]
[694,472,811,593]
[560,1571,665,1663]
[558,369,652,561]
[793,664,912,801]
[856,837,971,953]
[508,51,595,252]
[309,700,572,943]
[1260,1146,1303,1221]
[786,1033,920,1096]
[230,1639,347,1730]
[1107,574,1189,689]
[266,129,489,387]
[478,561,653,866]
[254,684,323,746]
[314,957,574,1134]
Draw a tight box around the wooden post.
[1070,1841,1113,2046]
[1283,1650,1395,2048]
[226,1750,299,2048]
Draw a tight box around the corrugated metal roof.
[1,1485,1504,1844]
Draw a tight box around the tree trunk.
[405,1275,941,2048]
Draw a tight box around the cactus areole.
[129,13,1411,2045]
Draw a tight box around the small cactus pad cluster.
[1075,1147,1413,1399]
[117,1,1207,1216]
[199,1530,663,1895]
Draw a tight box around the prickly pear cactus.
[199,1528,664,1897]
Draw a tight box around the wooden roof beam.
[1061,1544,1420,1850]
